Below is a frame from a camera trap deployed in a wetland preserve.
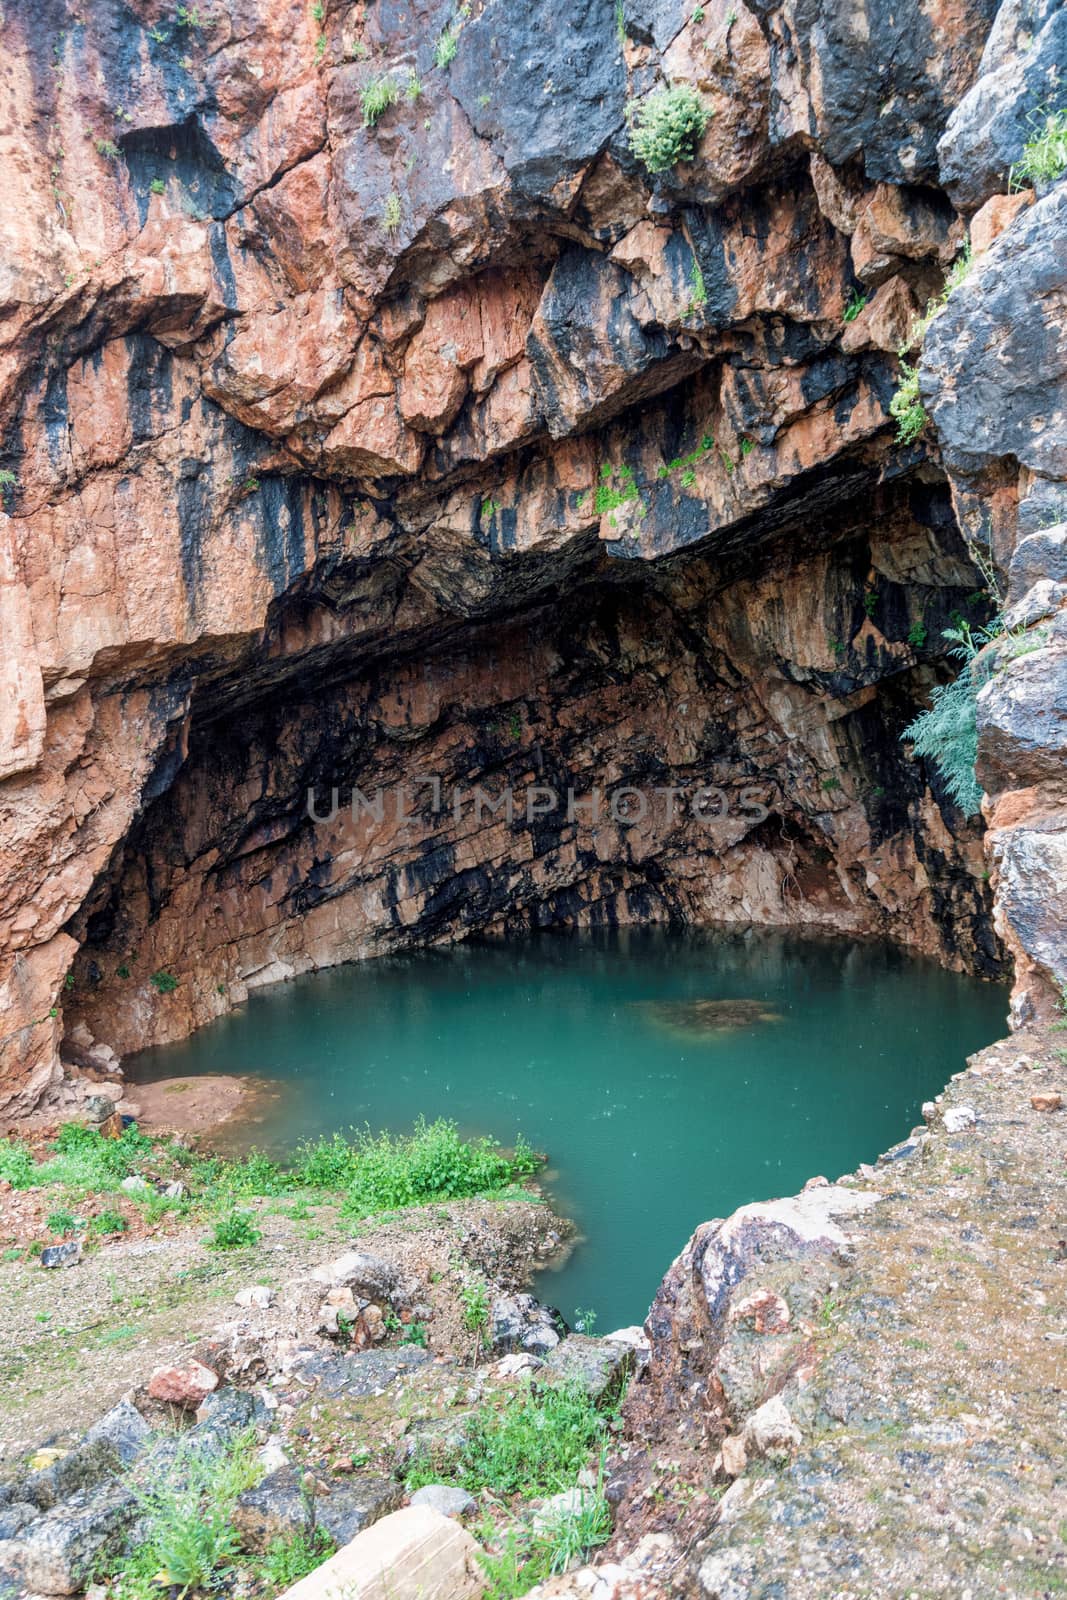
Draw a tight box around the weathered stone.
[6,1484,136,1596]
[409,1484,477,1520]
[146,1361,219,1410]
[83,1401,153,1467]
[271,1505,486,1600]
[742,1395,801,1458]
[491,1293,566,1357]
[939,0,1067,211]
[1030,1092,1062,1112]
[40,1242,81,1270]
[233,1465,312,1549]
[537,1335,633,1401]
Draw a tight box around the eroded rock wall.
[1,0,1062,1109]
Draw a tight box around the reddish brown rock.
[146,1362,219,1409]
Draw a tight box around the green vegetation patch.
[629,84,709,173]
[406,1381,612,1497]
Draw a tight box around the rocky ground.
[523,1027,1065,1599]
[0,1181,567,1463]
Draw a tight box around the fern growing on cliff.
[629,85,709,173]
[902,623,996,815]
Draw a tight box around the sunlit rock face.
[5,0,1064,1109]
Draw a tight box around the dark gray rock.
[1008,524,1067,605]
[84,1400,154,1467]
[18,1440,122,1512]
[234,1465,400,1551]
[232,1465,312,1550]
[0,1498,36,1540]
[288,1345,431,1400]
[938,0,1067,209]
[190,1385,270,1450]
[450,0,627,198]
[40,1242,81,1270]
[7,1483,136,1596]
[922,184,1067,481]
[314,1476,402,1545]
[491,1292,567,1357]
[537,1334,633,1401]
[747,0,998,184]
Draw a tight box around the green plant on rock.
[629,84,709,173]
[382,192,402,233]
[478,1486,611,1595]
[149,969,179,994]
[361,75,400,127]
[149,177,166,194]
[890,242,973,444]
[685,251,707,317]
[103,1429,260,1598]
[901,621,999,816]
[1009,105,1067,191]
[434,25,459,69]
[907,620,928,649]
[95,138,121,160]
[406,1382,611,1497]
[843,287,869,322]
[406,69,423,102]
[889,360,926,443]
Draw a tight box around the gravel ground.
[0,1191,566,1467]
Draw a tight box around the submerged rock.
[636,999,783,1038]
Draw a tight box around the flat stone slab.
[275,1505,486,1600]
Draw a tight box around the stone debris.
[1030,1092,1062,1112]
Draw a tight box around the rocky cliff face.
[0,0,1064,1112]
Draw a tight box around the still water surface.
[129,929,1007,1327]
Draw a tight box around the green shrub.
[0,1139,35,1188]
[361,75,399,127]
[258,1529,335,1592]
[340,1118,539,1219]
[149,178,166,194]
[890,243,973,443]
[1010,105,1067,190]
[407,1382,610,1497]
[629,84,709,173]
[907,620,928,649]
[889,361,926,443]
[461,1279,490,1336]
[46,1208,82,1236]
[478,1488,611,1597]
[33,1124,153,1195]
[149,970,179,994]
[104,1430,260,1597]
[89,1209,128,1236]
[210,1209,261,1250]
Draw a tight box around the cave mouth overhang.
[59,455,1007,1066]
